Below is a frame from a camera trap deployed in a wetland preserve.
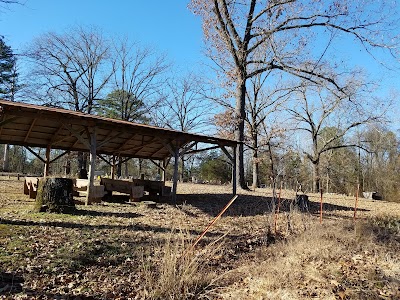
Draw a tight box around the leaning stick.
[190,195,238,251]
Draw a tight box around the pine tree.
[0,36,16,98]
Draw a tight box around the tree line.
[1,0,400,201]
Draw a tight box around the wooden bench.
[72,179,107,203]
[132,179,169,196]
[100,178,144,202]
[78,185,107,203]
[23,177,41,199]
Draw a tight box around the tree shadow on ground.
[73,209,142,219]
[0,271,24,295]
[176,193,370,217]
[0,218,222,239]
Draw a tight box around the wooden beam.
[150,159,165,171]
[0,116,19,127]
[118,136,158,154]
[49,150,70,164]
[97,131,123,148]
[184,145,221,155]
[219,144,233,163]
[61,123,90,149]
[116,133,137,151]
[25,146,45,163]
[158,138,175,156]
[97,154,112,166]
[148,144,168,158]
[179,141,197,156]
[23,118,37,143]
[50,125,77,146]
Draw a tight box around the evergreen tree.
[98,89,149,123]
[199,151,231,184]
[0,36,17,172]
[0,36,16,98]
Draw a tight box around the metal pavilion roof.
[0,100,237,160]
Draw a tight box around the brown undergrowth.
[0,177,399,299]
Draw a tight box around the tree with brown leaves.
[189,0,399,190]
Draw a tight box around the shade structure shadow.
[176,193,370,217]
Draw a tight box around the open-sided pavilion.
[0,99,238,204]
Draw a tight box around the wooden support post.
[3,144,9,172]
[232,145,237,195]
[161,159,167,196]
[86,129,97,206]
[160,159,170,196]
[111,155,116,180]
[172,148,179,204]
[161,159,166,182]
[44,145,51,178]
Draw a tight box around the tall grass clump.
[141,228,225,299]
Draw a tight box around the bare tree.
[97,38,169,177]
[26,26,114,173]
[158,73,211,132]
[189,0,399,189]
[287,81,382,192]
[26,26,113,114]
[0,0,21,3]
[0,0,22,11]
[99,38,168,121]
[154,73,212,181]
[245,71,291,188]
[361,126,399,201]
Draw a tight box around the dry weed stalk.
[141,227,225,299]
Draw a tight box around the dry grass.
[0,177,399,299]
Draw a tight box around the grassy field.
[0,176,399,299]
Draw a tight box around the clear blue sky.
[1,0,399,127]
[1,1,204,66]
[2,1,399,87]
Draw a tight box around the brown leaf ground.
[0,176,399,299]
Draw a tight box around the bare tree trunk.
[3,144,10,172]
[124,161,129,178]
[251,133,259,189]
[268,142,277,198]
[326,172,329,193]
[235,76,247,189]
[116,160,122,178]
[138,158,143,178]
[313,161,321,193]
[77,152,88,179]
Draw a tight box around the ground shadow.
[73,209,142,219]
[0,217,223,239]
[176,193,370,217]
[0,271,24,295]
